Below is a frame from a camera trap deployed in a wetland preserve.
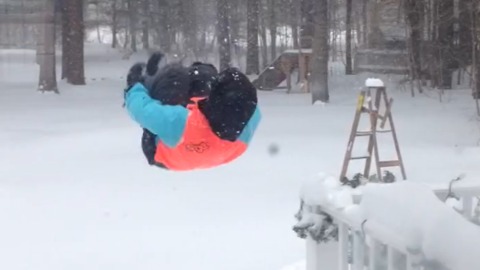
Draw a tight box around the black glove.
[126,62,147,90]
[124,52,165,103]
[123,62,147,107]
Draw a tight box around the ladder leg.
[384,94,407,180]
[340,92,365,181]
[366,101,381,179]
[372,130,382,180]
[373,89,384,179]
[364,128,374,177]
[364,117,379,178]
[374,87,383,111]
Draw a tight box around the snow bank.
[299,172,356,209]
[279,260,305,270]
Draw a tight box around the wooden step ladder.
[339,84,407,182]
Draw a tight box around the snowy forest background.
[1,0,480,105]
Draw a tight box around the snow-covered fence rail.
[294,175,480,270]
[431,181,480,222]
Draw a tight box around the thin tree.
[474,1,480,107]
[309,0,329,103]
[404,0,423,80]
[268,0,277,60]
[216,0,231,70]
[458,0,472,69]
[300,0,314,49]
[289,0,299,49]
[345,0,353,74]
[246,0,260,75]
[259,1,269,68]
[361,0,368,45]
[111,0,118,48]
[38,0,57,92]
[142,0,150,50]
[62,0,85,85]
[61,0,70,80]
[436,0,455,89]
[128,0,137,52]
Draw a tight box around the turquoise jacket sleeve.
[238,107,261,144]
[125,83,188,147]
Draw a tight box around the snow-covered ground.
[1,44,480,270]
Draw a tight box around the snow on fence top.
[365,78,385,87]
[299,173,480,270]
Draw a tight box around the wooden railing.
[296,181,480,270]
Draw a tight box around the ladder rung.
[356,131,373,136]
[355,130,391,136]
[351,155,370,160]
[378,160,401,167]
[360,106,370,113]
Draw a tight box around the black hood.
[199,67,257,141]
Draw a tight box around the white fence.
[297,180,480,270]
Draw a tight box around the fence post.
[352,231,365,270]
[306,236,323,270]
[338,222,349,270]
[462,195,473,219]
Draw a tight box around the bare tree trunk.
[474,1,480,101]
[300,0,314,49]
[437,0,454,89]
[458,0,473,68]
[38,0,57,93]
[290,0,299,49]
[128,0,137,52]
[153,0,171,53]
[142,0,150,50]
[330,0,337,62]
[61,0,70,80]
[259,2,268,68]
[180,0,198,58]
[217,0,231,70]
[310,0,329,103]
[229,0,241,65]
[268,0,277,60]
[63,0,85,85]
[405,0,423,80]
[111,0,118,48]
[246,0,260,75]
[345,0,353,74]
[367,0,383,49]
[361,0,368,46]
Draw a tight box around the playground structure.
[252,49,312,93]
[251,48,409,93]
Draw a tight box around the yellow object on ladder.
[340,83,407,182]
